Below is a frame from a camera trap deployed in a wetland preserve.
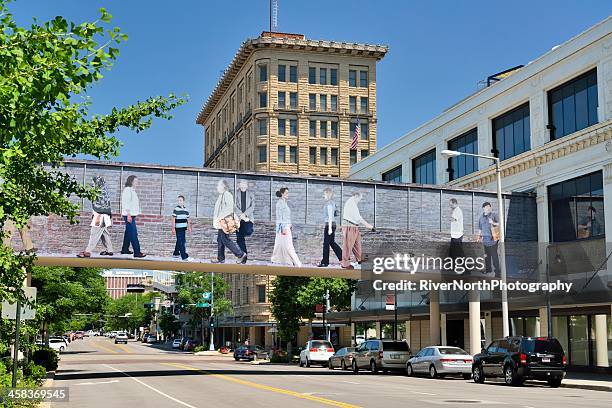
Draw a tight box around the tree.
[158,313,181,339]
[31,266,110,342]
[105,292,154,333]
[270,277,355,353]
[0,1,185,302]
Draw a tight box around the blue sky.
[12,0,611,167]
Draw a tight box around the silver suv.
[352,339,411,373]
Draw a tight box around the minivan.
[352,339,411,373]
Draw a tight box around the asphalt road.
[50,337,610,408]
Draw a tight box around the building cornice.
[195,36,388,125]
[451,121,612,189]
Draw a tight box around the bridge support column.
[440,313,447,346]
[595,314,609,367]
[429,290,440,345]
[469,290,481,355]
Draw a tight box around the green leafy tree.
[105,292,154,333]
[158,313,181,339]
[0,0,185,301]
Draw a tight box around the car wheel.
[429,365,438,379]
[305,357,310,368]
[472,365,485,383]
[463,373,472,380]
[328,359,334,370]
[341,360,347,370]
[59,346,65,352]
[352,360,358,373]
[504,365,520,386]
[234,357,239,361]
[547,378,562,388]
[370,360,378,373]
[406,363,414,377]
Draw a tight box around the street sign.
[1,287,37,320]
[201,292,211,300]
[196,302,210,308]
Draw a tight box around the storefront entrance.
[446,319,465,350]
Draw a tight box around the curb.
[561,383,611,392]
[39,370,56,408]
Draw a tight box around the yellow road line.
[161,362,361,408]
[115,344,134,354]
[93,342,118,354]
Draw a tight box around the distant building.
[196,31,387,177]
[101,269,176,299]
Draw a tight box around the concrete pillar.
[595,314,609,367]
[468,290,481,355]
[484,312,492,345]
[405,321,411,344]
[350,322,356,347]
[440,314,447,346]
[538,307,549,337]
[429,290,440,345]
[375,321,381,339]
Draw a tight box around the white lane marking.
[411,391,437,396]
[75,380,120,386]
[342,381,361,385]
[102,364,198,408]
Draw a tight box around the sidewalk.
[562,372,612,392]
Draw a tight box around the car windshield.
[437,347,468,355]
[311,341,332,349]
[382,341,409,351]
[522,338,564,354]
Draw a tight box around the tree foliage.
[0,0,185,301]
[105,292,154,332]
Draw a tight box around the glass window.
[382,165,402,183]
[360,97,368,114]
[258,118,268,136]
[331,148,338,165]
[448,128,478,181]
[278,145,286,163]
[330,68,338,85]
[289,92,297,109]
[259,64,267,82]
[349,96,357,113]
[330,95,338,112]
[278,64,286,82]
[278,118,286,136]
[320,68,327,85]
[320,120,327,137]
[289,65,297,83]
[320,94,327,111]
[289,119,297,136]
[321,147,328,165]
[308,67,316,84]
[569,315,589,365]
[258,145,267,163]
[259,92,267,108]
[257,285,266,303]
[361,149,369,159]
[330,121,338,138]
[361,122,369,140]
[350,150,357,165]
[289,146,297,163]
[278,91,286,108]
[359,70,368,87]
[309,93,316,110]
[493,103,531,160]
[349,70,357,87]
[309,147,317,164]
[548,69,598,140]
[548,171,604,242]
[309,120,317,137]
[412,148,436,184]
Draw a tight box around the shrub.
[32,347,59,371]
[22,362,46,385]
[270,350,290,363]
[192,345,207,353]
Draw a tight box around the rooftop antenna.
[269,0,278,32]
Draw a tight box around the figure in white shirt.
[77,176,114,258]
[449,198,465,263]
[121,175,146,258]
[341,192,374,269]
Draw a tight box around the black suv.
[472,336,566,387]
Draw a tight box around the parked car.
[178,337,191,350]
[140,333,150,342]
[472,336,566,387]
[74,331,85,339]
[299,340,335,367]
[328,347,356,370]
[406,346,472,379]
[146,334,158,344]
[184,339,200,351]
[233,345,268,361]
[352,340,411,373]
[172,339,182,349]
[37,338,67,353]
[115,332,129,344]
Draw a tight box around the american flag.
[351,122,360,150]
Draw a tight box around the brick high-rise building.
[196,31,387,177]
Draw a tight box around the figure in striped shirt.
[172,195,192,261]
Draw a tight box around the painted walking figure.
[318,187,342,267]
[172,195,192,261]
[340,192,374,269]
[78,176,114,258]
[478,201,500,277]
[234,180,255,254]
[121,175,146,258]
[271,187,302,267]
[213,180,247,264]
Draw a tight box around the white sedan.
[299,340,335,367]
[37,338,67,353]
[172,339,181,349]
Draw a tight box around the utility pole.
[209,272,215,351]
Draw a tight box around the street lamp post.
[441,150,509,337]
[209,272,215,351]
